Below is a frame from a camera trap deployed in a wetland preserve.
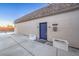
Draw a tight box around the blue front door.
[39,22,47,40]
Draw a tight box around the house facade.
[14,3,79,48]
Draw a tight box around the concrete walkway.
[0,34,79,56]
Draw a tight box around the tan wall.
[15,9,79,48]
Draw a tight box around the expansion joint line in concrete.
[9,36,35,56]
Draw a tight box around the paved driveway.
[0,34,79,56]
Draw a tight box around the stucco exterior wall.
[15,9,79,48]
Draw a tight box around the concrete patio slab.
[0,35,11,40]
[0,44,32,56]
[58,49,79,56]
[10,35,28,43]
[0,34,79,56]
[20,40,57,56]
[0,37,17,51]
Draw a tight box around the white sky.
[0,20,14,26]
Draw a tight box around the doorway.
[39,22,47,40]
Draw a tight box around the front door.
[39,22,47,40]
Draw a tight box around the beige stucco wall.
[15,9,79,48]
